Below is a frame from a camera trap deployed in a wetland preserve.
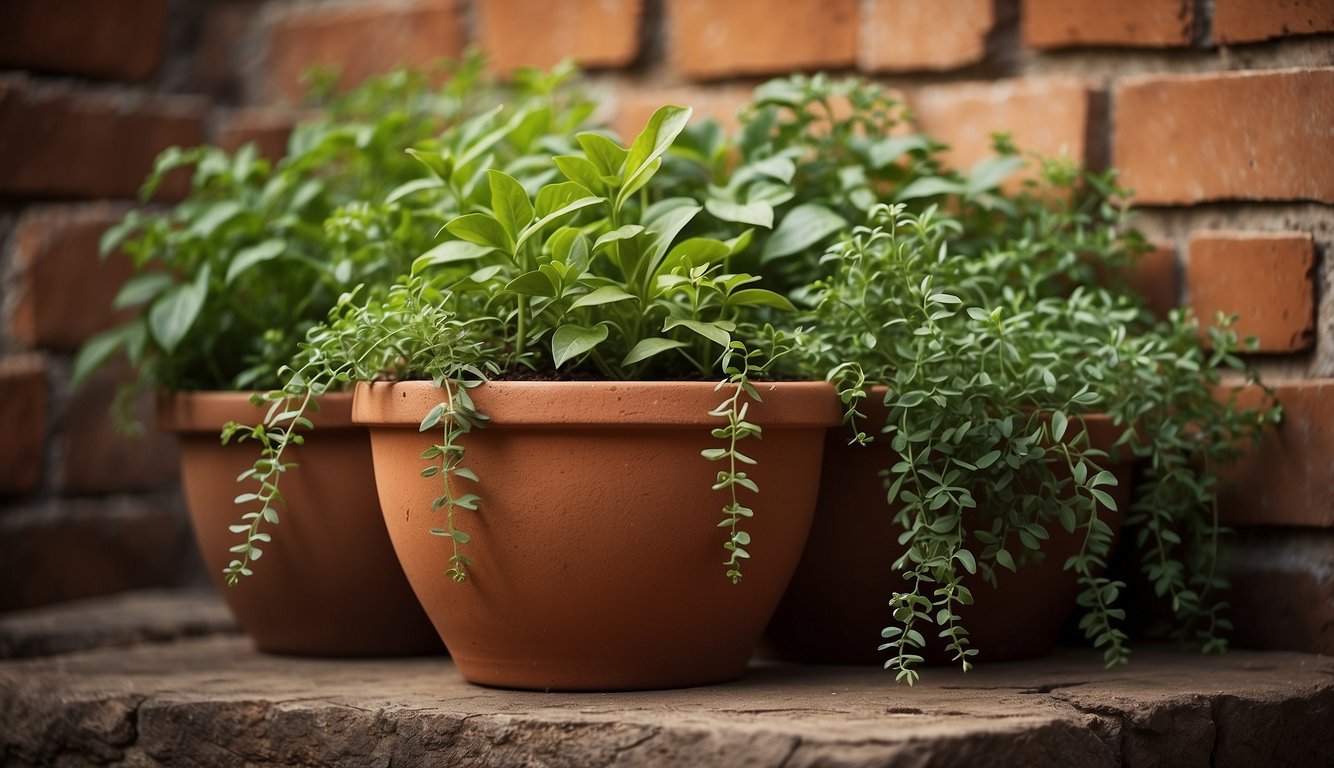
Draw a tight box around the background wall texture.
[0,0,1330,653]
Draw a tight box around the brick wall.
[1,0,1330,652]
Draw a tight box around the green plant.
[798,185,1276,683]
[231,104,807,584]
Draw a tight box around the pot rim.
[352,379,843,429]
[156,390,356,434]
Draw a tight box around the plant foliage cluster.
[83,64,1278,680]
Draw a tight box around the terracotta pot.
[353,379,841,691]
[763,395,1131,665]
[158,391,442,656]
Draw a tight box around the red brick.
[0,77,206,200]
[1219,380,1333,528]
[860,0,994,72]
[612,86,752,143]
[0,356,47,497]
[9,205,137,352]
[192,0,263,98]
[1223,529,1334,656]
[0,497,192,611]
[1114,68,1334,204]
[1121,241,1178,320]
[667,0,858,80]
[1213,0,1334,44]
[479,0,642,75]
[909,77,1101,188]
[0,0,167,81]
[1186,231,1316,352]
[267,0,466,102]
[1021,0,1194,48]
[216,107,303,164]
[55,365,179,496]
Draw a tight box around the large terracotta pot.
[763,399,1131,665]
[158,391,442,656]
[353,379,841,691]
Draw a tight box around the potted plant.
[248,105,840,690]
[72,59,590,656]
[762,161,1277,683]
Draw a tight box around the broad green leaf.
[514,195,602,253]
[446,213,513,253]
[705,199,774,228]
[868,134,932,168]
[895,176,967,201]
[411,240,494,275]
[148,264,209,353]
[185,200,245,240]
[386,176,444,204]
[552,323,609,368]
[593,224,645,253]
[112,272,173,310]
[488,170,534,241]
[761,203,847,262]
[570,285,637,309]
[535,180,595,218]
[405,148,453,183]
[641,204,701,278]
[1051,409,1069,442]
[554,154,605,194]
[71,323,139,386]
[664,317,730,348]
[618,105,692,209]
[661,237,730,274]
[621,337,689,366]
[504,270,558,297]
[225,240,286,285]
[967,155,1026,195]
[577,132,628,178]
[729,288,796,311]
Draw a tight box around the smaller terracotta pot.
[158,391,442,656]
[354,379,841,691]
[763,396,1131,665]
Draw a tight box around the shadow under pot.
[157,391,442,656]
[352,379,841,692]
[763,397,1131,666]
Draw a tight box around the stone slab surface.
[0,589,235,659]
[2,634,1331,767]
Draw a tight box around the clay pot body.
[764,398,1130,665]
[353,379,841,691]
[158,391,441,656]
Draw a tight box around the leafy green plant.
[231,104,806,584]
[798,182,1276,683]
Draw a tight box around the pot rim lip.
[156,389,356,434]
[352,378,843,429]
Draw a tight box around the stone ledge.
[0,589,235,659]
[1,633,1330,767]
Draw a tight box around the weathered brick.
[909,77,1101,186]
[9,205,137,352]
[479,0,642,74]
[0,356,47,497]
[1223,529,1334,656]
[0,0,167,81]
[0,77,206,200]
[612,86,752,143]
[215,107,302,164]
[1220,380,1333,528]
[859,0,994,72]
[1114,68,1334,204]
[667,0,858,80]
[55,365,179,496]
[1121,241,1178,320]
[1213,0,1334,44]
[0,497,193,611]
[267,0,466,102]
[1186,231,1316,352]
[192,0,263,99]
[1021,0,1194,48]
